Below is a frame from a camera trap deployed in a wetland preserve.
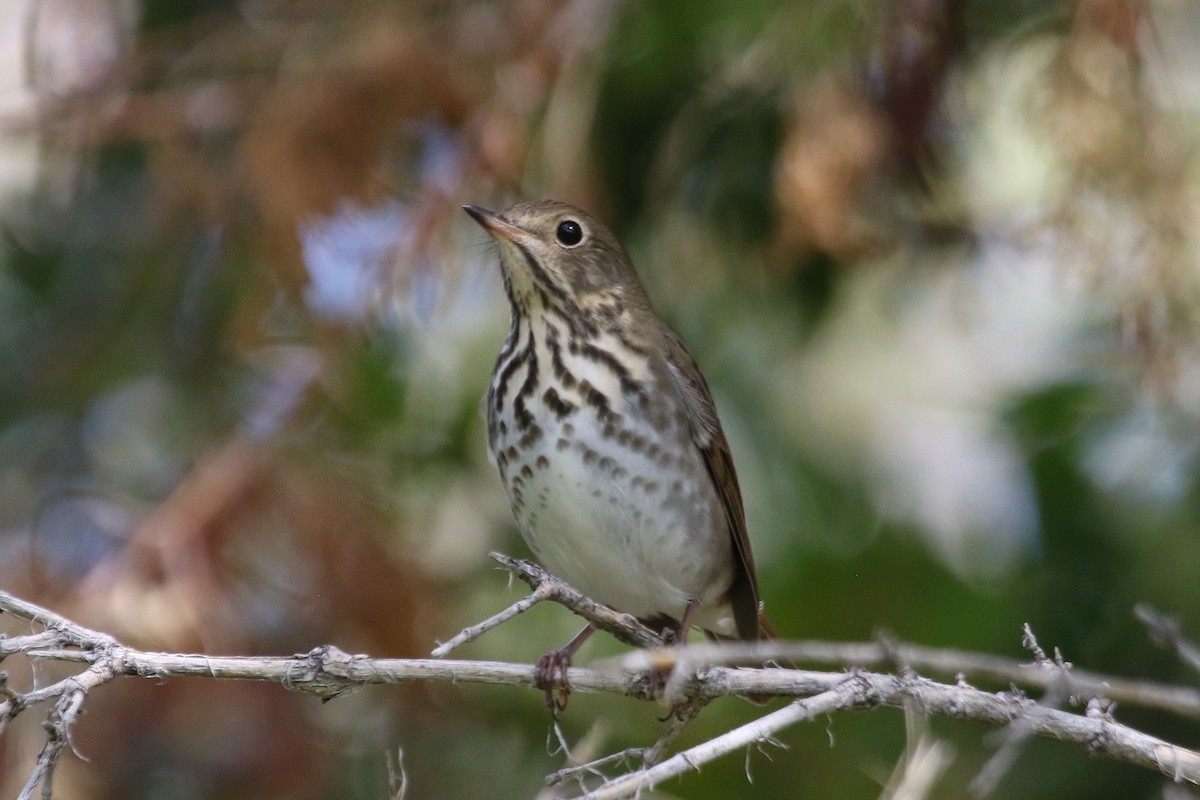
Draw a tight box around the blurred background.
[1,0,1199,797]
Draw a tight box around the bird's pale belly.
[493,406,734,631]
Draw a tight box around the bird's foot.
[533,624,596,715]
[534,648,573,714]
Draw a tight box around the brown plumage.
[466,200,771,704]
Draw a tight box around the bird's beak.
[463,204,528,243]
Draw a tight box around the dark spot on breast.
[598,456,613,471]
[563,422,575,436]
[612,466,627,480]
[504,446,519,462]
[578,380,616,422]
[518,424,543,449]
[535,455,549,470]
[542,387,576,419]
[556,438,570,452]
[643,481,659,494]
[514,402,534,431]
[519,464,534,480]
[582,449,598,466]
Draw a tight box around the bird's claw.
[534,649,573,714]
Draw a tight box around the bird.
[464,199,771,709]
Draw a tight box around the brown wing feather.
[660,335,765,641]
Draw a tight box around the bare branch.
[579,681,861,799]
[489,553,668,650]
[612,638,1200,720]
[431,582,555,657]
[578,671,1200,799]
[5,580,1200,797]
[431,555,669,658]
[14,662,114,800]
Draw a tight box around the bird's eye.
[555,220,584,247]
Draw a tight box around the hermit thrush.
[465,200,770,707]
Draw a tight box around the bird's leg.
[651,598,703,717]
[535,623,595,714]
[675,597,701,644]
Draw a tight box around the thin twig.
[385,746,407,800]
[968,624,1072,797]
[15,663,113,800]
[431,582,554,656]
[489,553,667,650]
[1136,604,1200,676]
[546,747,647,788]
[580,681,862,799]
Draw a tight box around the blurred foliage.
[2,0,1200,798]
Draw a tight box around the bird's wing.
[660,336,764,641]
